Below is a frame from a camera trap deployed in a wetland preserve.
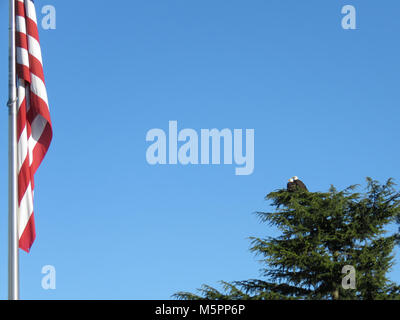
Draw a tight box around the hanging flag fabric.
[15,0,52,252]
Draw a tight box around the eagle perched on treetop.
[287,176,308,192]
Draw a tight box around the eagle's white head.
[293,176,299,180]
[288,178,294,183]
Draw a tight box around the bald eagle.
[293,176,308,191]
[287,178,296,192]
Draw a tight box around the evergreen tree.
[174,178,400,300]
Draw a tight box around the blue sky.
[0,0,399,299]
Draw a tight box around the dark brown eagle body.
[287,179,297,192]
[294,177,308,191]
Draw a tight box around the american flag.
[15,0,52,252]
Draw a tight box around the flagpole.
[8,0,20,300]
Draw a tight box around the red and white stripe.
[15,0,52,252]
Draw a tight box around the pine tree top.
[175,178,400,300]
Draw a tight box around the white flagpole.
[8,0,20,300]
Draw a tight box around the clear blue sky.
[0,0,399,299]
